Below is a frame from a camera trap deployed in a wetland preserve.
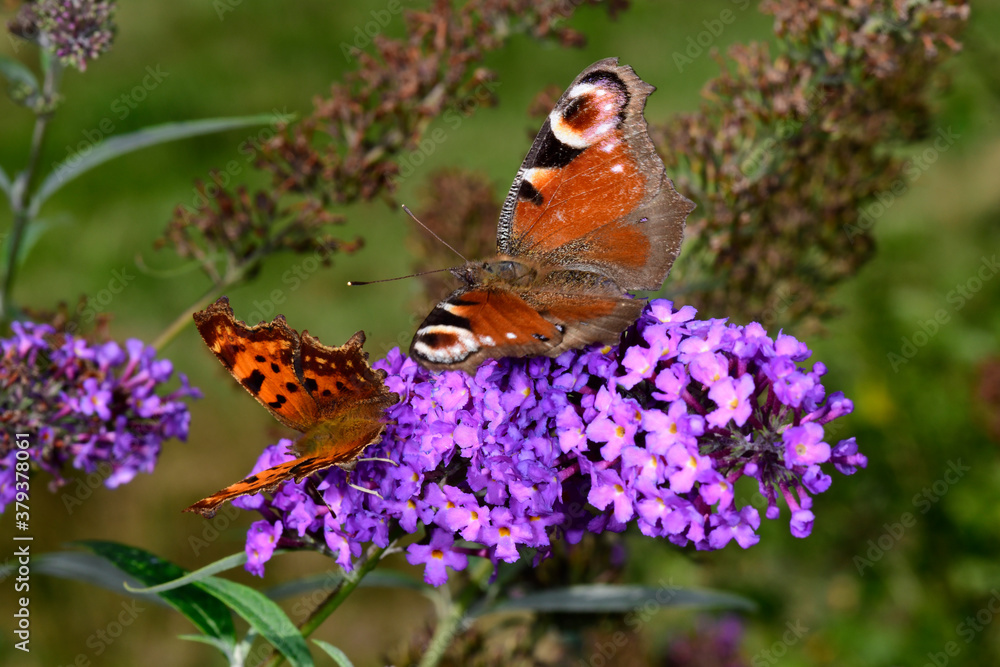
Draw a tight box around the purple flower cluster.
[0,321,199,512]
[12,0,116,72]
[235,300,865,585]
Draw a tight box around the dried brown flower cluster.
[654,0,970,326]
[160,0,626,291]
[156,183,353,286]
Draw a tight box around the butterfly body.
[411,58,695,374]
[185,297,399,517]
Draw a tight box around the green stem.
[257,543,389,667]
[1,53,61,320]
[151,285,225,352]
[153,241,282,351]
[2,109,53,320]
[1,208,31,321]
[417,559,492,667]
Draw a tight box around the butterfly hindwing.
[411,287,562,372]
[521,287,644,358]
[183,424,383,518]
[297,330,394,415]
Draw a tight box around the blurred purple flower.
[230,300,864,584]
[0,321,200,511]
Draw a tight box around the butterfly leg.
[356,456,397,466]
[348,481,384,499]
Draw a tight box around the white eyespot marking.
[413,325,479,363]
[567,82,598,99]
[506,332,517,340]
[611,164,624,173]
[550,83,621,149]
[549,109,589,149]
[480,335,495,346]
[601,141,617,152]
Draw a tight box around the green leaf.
[312,639,354,667]
[8,551,167,606]
[0,55,39,89]
[31,114,281,215]
[195,576,313,667]
[0,54,40,108]
[479,584,755,616]
[75,541,236,645]
[0,163,11,198]
[124,550,249,595]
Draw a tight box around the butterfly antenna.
[347,267,452,287]
[401,204,468,262]
[347,206,466,286]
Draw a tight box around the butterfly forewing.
[498,57,693,291]
[193,299,318,432]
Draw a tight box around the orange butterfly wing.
[185,297,399,517]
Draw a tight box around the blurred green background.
[1,1,999,665]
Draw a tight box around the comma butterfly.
[410,58,695,373]
[184,297,399,517]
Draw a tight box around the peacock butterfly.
[410,58,695,374]
[184,297,399,517]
